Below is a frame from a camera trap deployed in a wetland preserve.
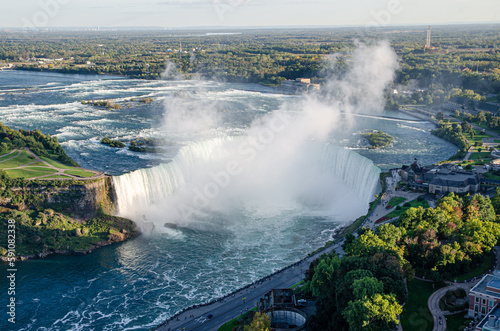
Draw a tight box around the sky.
[2,0,499,29]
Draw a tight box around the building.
[476,303,500,330]
[256,289,306,330]
[401,160,482,194]
[258,289,297,311]
[468,271,500,319]
[427,169,482,194]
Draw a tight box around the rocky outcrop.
[25,176,116,219]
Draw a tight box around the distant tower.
[179,42,182,59]
[426,26,432,49]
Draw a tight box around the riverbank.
[0,213,139,262]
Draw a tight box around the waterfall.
[112,137,381,226]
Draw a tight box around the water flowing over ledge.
[112,137,381,229]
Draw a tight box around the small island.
[101,136,125,148]
[100,137,163,153]
[362,130,394,149]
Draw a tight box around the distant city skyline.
[2,0,499,29]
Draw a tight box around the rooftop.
[477,303,500,330]
[471,274,500,300]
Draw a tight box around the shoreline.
[0,230,140,262]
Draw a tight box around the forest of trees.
[1,25,499,101]
[303,192,500,330]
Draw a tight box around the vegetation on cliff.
[362,131,394,149]
[0,207,138,257]
[0,124,139,260]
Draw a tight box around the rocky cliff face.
[47,176,116,219]
[1,176,116,219]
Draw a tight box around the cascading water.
[112,137,381,231]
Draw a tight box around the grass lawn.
[290,280,304,290]
[401,280,443,331]
[342,216,366,236]
[28,161,47,167]
[495,140,500,144]
[0,150,19,161]
[483,173,500,180]
[469,128,494,139]
[6,167,57,179]
[0,149,36,168]
[40,156,80,170]
[384,199,429,220]
[469,152,491,160]
[451,252,495,281]
[42,175,73,179]
[64,169,96,178]
[387,197,406,208]
[218,308,256,331]
[445,313,473,331]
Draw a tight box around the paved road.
[428,282,475,331]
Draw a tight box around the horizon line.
[2,21,500,31]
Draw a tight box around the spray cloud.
[114,41,399,232]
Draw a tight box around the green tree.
[344,231,388,257]
[352,277,384,300]
[491,187,500,216]
[454,109,461,118]
[244,312,271,331]
[477,111,487,124]
[436,111,445,121]
[342,294,402,331]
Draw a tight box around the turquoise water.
[0,71,456,330]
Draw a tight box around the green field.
[218,309,257,331]
[0,151,20,162]
[0,149,97,179]
[468,129,493,141]
[384,199,429,219]
[469,152,491,160]
[387,197,406,208]
[64,169,96,178]
[42,175,73,179]
[40,156,80,170]
[0,150,36,168]
[483,172,500,180]
[401,280,442,331]
[5,167,57,179]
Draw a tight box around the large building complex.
[401,160,482,194]
[469,272,500,319]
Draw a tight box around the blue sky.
[3,0,499,28]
